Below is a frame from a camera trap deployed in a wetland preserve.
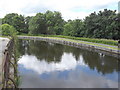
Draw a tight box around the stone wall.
[18,36,119,58]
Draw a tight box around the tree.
[63,19,84,37]
[45,10,56,34]
[24,16,33,33]
[2,13,26,33]
[0,18,2,24]
[45,10,64,35]
[29,13,47,35]
[0,24,17,36]
[84,12,98,38]
[84,9,118,39]
[63,22,73,36]
[53,11,64,35]
[113,13,120,40]
[1,9,118,40]
[29,11,64,35]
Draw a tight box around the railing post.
[2,38,17,88]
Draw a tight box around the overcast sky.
[0,0,119,20]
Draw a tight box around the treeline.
[1,9,120,40]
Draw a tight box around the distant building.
[118,1,120,13]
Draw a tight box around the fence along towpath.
[0,37,9,89]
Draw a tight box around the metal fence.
[2,38,17,88]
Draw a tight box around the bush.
[0,24,17,36]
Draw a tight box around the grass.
[20,34,118,46]
[50,35,118,46]
[45,37,118,50]
[18,35,119,51]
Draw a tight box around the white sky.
[0,0,119,20]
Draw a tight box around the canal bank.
[0,37,10,88]
[18,36,119,58]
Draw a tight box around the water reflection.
[17,39,119,88]
[18,53,86,74]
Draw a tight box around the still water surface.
[17,39,118,88]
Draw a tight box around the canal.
[16,39,119,88]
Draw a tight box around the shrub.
[0,24,17,36]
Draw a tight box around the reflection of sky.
[18,53,118,88]
[18,53,87,74]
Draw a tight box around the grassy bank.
[20,35,118,46]
[19,35,118,46]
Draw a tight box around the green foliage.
[24,16,33,33]
[63,19,84,37]
[40,35,118,46]
[29,10,64,35]
[0,24,17,36]
[84,9,118,39]
[2,13,26,33]
[63,9,119,40]
[29,13,47,35]
[1,9,119,40]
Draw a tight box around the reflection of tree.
[64,46,118,74]
[82,50,118,75]
[17,39,118,74]
[64,45,118,74]
[18,40,64,63]
[30,41,63,62]
[64,46,83,61]
[16,39,30,57]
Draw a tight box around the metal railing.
[2,38,17,88]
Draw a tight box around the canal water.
[17,39,119,88]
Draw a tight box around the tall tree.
[29,13,47,35]
[24,16,33,33]
[45,10,56,34]
[63,19,84,37]
[2,13,26,33]
[45,10,64,35]
[53,11,64,35]
[84,9,118,39]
